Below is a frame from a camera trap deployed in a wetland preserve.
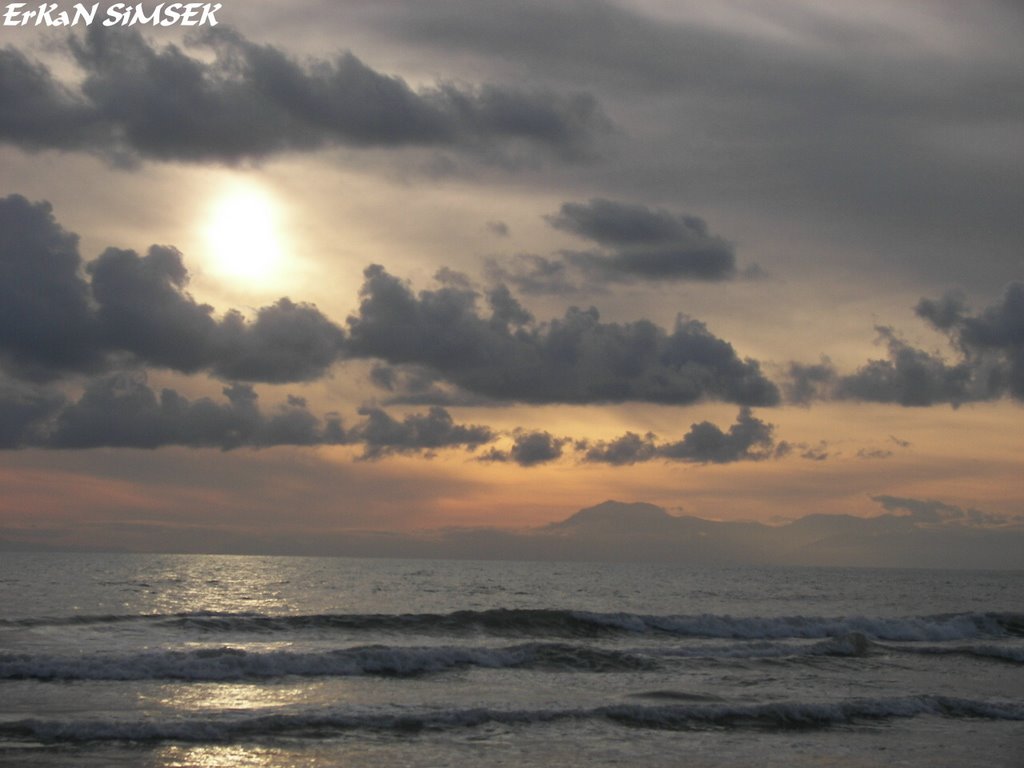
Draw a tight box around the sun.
[203,183,286,287]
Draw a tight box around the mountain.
[6,499,1021,568]
[550,500,681,530]
[532,501,1024,569]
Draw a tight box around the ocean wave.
[633,632,875,660]
[885,643,1024,664]
[2,609,1020,641]
[0,642,657,681]
[1,696,1020,743]
[0,632,891,681]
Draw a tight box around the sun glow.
[203,183,286,286]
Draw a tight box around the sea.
[0,553,1021,767]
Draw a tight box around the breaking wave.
[0,642,658,681]
[1,696,1020,743]
[3,609,1021,641]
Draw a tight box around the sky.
[1,0,1022,558]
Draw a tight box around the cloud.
[348,405,494,460]
[367,363,494,407]
[0,46,105,153]
[0,27,609,164]
[916,282,1024,399]
[484,254,582,296]
[346,265,779,406]
[787,328,995,408]
[0,195,103,379]
[580,431,658,466]
[547,198,736,281]
[0,372,505,458]
[783,359,837,405]
[385,0,1024,288]
[871,494,1021,528]
[1,372,344,450]
[835,326,980,406]
[583,408,779,465]
[797,442,831,462]
[857,448,892,460]
[657,407,777,463]
[835,325,995,409]
[784,283,1024,407]
[479,430,569,466]
[0,380,65,449]
[485,198,740,293]
[0,194,346,384]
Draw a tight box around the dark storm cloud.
[0,46,106,152]
[479,430,568,466]
[582,408,778,465]
[783,283,1024,407]
[835,327,987,407]
[348,405,494,460]
[7,373,345,450]
[92,245,346,381]
[486,283,534,327]
[0,380,65,449]
[0,194,345,384]
[367,363,494,407]
[485,199,740,293]
[580,431,657,466]
[657,407,776,464]
[0,372,505,456]
[0,27,609,164]
[916,282,1024,399]
[0,195,103,379]
[345,264,779,406]
[547,198,736,282]
[786,296,1021,407]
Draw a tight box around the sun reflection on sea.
[147,555,296,616]
[157,744,290,768]
[148,681,312,712]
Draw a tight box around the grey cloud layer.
[0,374,342,450]
[8,193,1023,412]
[479,430,569,466]
[385,0,1024,289]
[2,194,781,409]
[548,198,736,282]
[349,406,494,460]
[916,283,1024,400]
[582,407,778,465]
[785,285,1024,406]
[0,195,345,383]
[1,371,785,468]
[487,199,740,295]
[0,373,505,455]
[346,265,779,406]
[0,27,608,164]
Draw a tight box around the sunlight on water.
[152,682,314,712]
[1,556,1021,768]
[149,555,297,615]
[158,745,283,768]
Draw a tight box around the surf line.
[2,3,222,26]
